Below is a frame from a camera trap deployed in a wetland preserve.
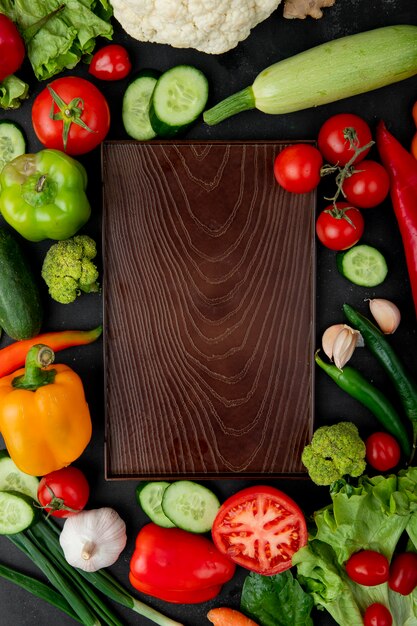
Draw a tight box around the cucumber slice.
[0,121,26,172]
[337,244,388,287]
[122,69,160,141]
[136,481,175,528]
[161,481,220,533]
[150,65,209,137]
[0,450,39,500]
[0,490,38,534]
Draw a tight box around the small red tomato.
[89,44,132,81]
[315,202,364,251]
[273,144,323,193]
[388,552,417,595]
[37,466,90,518]
[364,603,393,626]
[343,160,390,209]
[365,432,401,472]
[345,550,390,586]
[318,113,373,166]
[0,14,25,81]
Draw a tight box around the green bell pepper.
[0,149,91,242]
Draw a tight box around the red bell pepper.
[376,121,417,317]
[129,523,235,604]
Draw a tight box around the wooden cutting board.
[102,141,316,479]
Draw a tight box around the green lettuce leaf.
[0,0,113,81]
[240,570,314,626]
[0,74,29,109]
[293,468,417,626]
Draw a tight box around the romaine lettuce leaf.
[0,74,29,109]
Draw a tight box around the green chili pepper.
[343,303,417,461]
[0,149,90,242]
[315,351,411,457]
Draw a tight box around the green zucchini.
[0,228,43,340]
[204,25,417,125]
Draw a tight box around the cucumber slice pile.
[0,121,26,172]
[137,479,220,533]
[0,450,39,500]
[337,244,388,287]
[0,491,38,534]
[122,64,208,141]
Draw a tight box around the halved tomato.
[211,485,307,575]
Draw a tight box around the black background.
[1,1,417,624]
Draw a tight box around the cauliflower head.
[41,235,100,304]
[111,0,282,54]
[301,422,366,486]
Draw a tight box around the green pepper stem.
[12,344,56,391]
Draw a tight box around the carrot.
[207,607,259,626]
[0,326,102,377]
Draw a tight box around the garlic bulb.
[368,298,401,334]
[322,323,363,365]
[59,507,127,572]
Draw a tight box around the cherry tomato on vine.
[316,202,364,250]
[37,466,90,518]
[318,113,373,166]
[212,485,307,575]
[273,144,323,193]
[343,160,390,208]
[345,550,390,586]
[0,14,25,81]
[363,603,393,626]
[365,432,401,471]
[89,44,132,81]
[32,76,111,155]
[388,552,417,595]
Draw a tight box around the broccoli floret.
[41,235,100,304]
[301,422,366,486]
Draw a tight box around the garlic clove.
[322,324,345,360]
[368,298,401,334]
[332,325,362,369]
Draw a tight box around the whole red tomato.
[363,603,393,626]
[32,76,111,155]
[345,550,390,586]
[343,160,390,209]
[388,552,417,595]
[129,523,235,604]
[273,144,323,193]
[37,466,90,518]
[89,44,132,81]
[318,113,373,166]
[211,486,307,575]
[316,202,364,250]
[0,14,25,81]
[365,432,401,472]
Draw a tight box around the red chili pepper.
[0,326,102,378]
[376,121,417,317]
[129,523,235,604]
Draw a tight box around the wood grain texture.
[102,141,316,479]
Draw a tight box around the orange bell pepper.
[0,344,92,476]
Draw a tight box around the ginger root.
[283,0,336,19]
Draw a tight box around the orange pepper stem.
[12,344,56,391]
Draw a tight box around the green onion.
[0,561,82,623]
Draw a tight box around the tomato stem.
[47,85,97,152]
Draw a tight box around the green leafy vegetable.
[240,570,314,626]
[0,0,113,81]
[293,467,417,626]
[0,75,28,109]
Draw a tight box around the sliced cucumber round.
[337,244,388,287]
[122,69,160,141]
[136,481,175,528]
[0,490,38,534]
[0,121,26,172]
[161,481,220,533]
[0,450,39,500]
[150,65,209,138]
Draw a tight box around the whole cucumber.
[204,25,417,125]
[0,228,43,340]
